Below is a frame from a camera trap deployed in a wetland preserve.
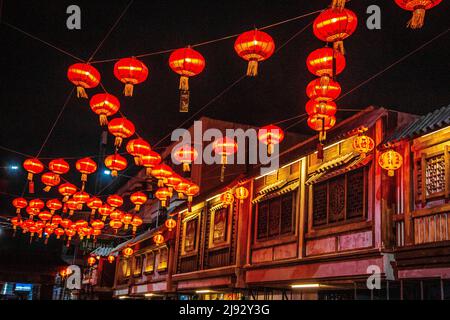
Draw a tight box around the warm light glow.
[196,290,212,294]
[144,293,154,297]
[291,283,321,289]
[118,296,128,299]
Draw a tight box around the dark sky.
[0,0,449,209]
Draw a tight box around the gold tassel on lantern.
[99,115,108,126]
[407,8,426,29]
[320,75,330,87]
[247,59,259,77]
[77,86,88,99]
[124,83,134,97]
[146,168,152,176]
[43,186,51,192]
[114,137,123,148]
[267,143,274,155]
[183,163,191,172]
[179,76,189,91]
[111,170,118,177]
[331,0,346,10]
[134,156,141,166]
[333,41,345,55]
[158,179,165,187]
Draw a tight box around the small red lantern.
[49,158,70,176]
[89,93,121,126]
[166,174,182,193]
[41,172,61,192]
[104,154,128,177]
[60,218,73,229]
[173,144,198,172]
[58,183,77,202]
[23,158,44,194]
[67,63,101,98]
[153,233,165,245]
[87,197,102,216]
[155,188,172,208]
[185,183,200,212]
[110,219,123,234]
[38,211,53,222]
[306,78,341,102]
[126,138,151,165]
[107,255,115,263]
[169,47,206,112]
[165,217,177,231]
[122,247,134,257]
[174,179,190,199]
[258,125,285,155]
[121,213,134,230]
[352,134,375,158]
[65,228,77,247]
[87,256,97,266]
[75,157,97,190]
[306,100,337,117]
[130,192,147,211]
[213,137,238,182]
[107,194,123,209]
[313,8,358,54]
[51,215,62,226]
[234,29,275,77]
[98,204,113,221]
[141,151,162,176]
[54,228,65,239]
[379,149,403,176]
[235,186,249,204]
[29,198,45,213]
[91,219,105,230]
[220,191,234,208]
[73,191,90,209]
[110,210,124,222]
[395,0,442,29]
[108,117,135,148]
[12,198,27,214]
[46,199,63,214]
[66,199,80,216]
[114,57,148,96]
[151,164,173,187]
[130,215,143,234]
[11,216,22,232]
[306,47,346,86]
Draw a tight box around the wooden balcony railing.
[413,212,450,245]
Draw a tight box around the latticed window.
[133,255,143,276]
[157,248,168,270]
[212,207,228,244]
[144,251,154,273]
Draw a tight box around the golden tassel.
[124,83,134,97]
[91,209,96,216]
[69,210,74,216]
[63,196,69,202]
[134,156,141,166]
[146,168,152,176]
[388,169,395,177]
[135,204,141,212]
[179,76,189,91]
[16,208,20,214]
[81,173,88,182]
[81,181,86,192]
[114,137,123,147]
[77,86,88,99]
[333,41,345,55]
[111,170,118,177]
[407,8,426,29]
[43,186,51,192]
[102,216,106,221]
[178,192,185,199]
[247,60,259,77]
[320,75,330,87]
[99,115,108,126]
[331,0,346,10]
[124,224,129,230]
[158,179,164,187]
[183,163,190,172]
[45,238,49,245]
[161,200,167,207]
[268,144,274,155]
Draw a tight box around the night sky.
[0,0,449,211]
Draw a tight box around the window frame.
[157,247,169,271]
[208,205,233,249]
[181,213,201,256]
[143,251,155,274]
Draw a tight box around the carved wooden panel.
[313,183,327,226]
[281,193,294,234]
[256,203,269,240]
[268,199,281,237]
[346,168,365,219]
[184,218,198,253]
[329,176,345,223]
[425,154,446,197]
[212,207,228,244]
[157,247,168,271]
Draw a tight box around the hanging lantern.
[220,191,234,208]
[44,226,55,244]
[307,114,337,160]
[173,144,198,172]
[74,219,88,231]
[107,255,115,263]
[58,182,77,202]
[41,172,61,192]
[141,151,162,176]
[151,164,173,187]
[213,137,238,182]
[26,207,39,218]
[66,199,80,216]
[110,209,124,221]
[313,8,358,54]
[107,194,123,209]
[28,225,39,242]
[352,134,375,158]
[153,233,165,245]
[12,198,27,214]
[185,183,200,212]
[60,218,73,229]
[379,149,403,177]
[126,138,151,165]
[121,213,134,230]
[104,154,128,177]
[73,191,90,209]
[174,179,190,199]
[234,29,275,77]
[155,187,172,208]
[91,219,105,231]
[165,217,177,231]
[46,199,63,214]
[65,228,77,247]
[114,57,149,96]
[49,158,70,176]
[38,211,53,222]
[108,117,135,148]
[258,125,285,155]
[306,78,341,102]
[87,256,97,266]
[395,0,442,29]
[130,192,147,211]
[23,158,44,194]
[81,226,93,239]
[54,228,65,239]
[166,174,182,193]
[130,215,143,235]
[89,93,120,126]
[306,47,346,86]
[122,247,134,257]
[11,216,22,235]
[51,215,62,226]
[235,186,249,204]
[67,63,101,98]
[168,47,206,112]
[75,157,97,190]
[306,100,337,117]
[98,204,113,221]
[87,197,102,216]
[29,198,45,213]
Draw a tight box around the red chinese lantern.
[104,154,127,177]
[54,228,65,239]
[107,194,123,209]
[73,191,90,209]
[87,197,102,216]
[41,172,61,192]
[235,186,249,204]
[98,204,113,221]
[153,233,165,245]
[28,225,39,242]
[307,114,336,141]
[220,191,234,208]
[165,217,177,232]
[166,174,182,193]
[60,218,73,229]
[26,207,39,218]
[258,125,285,155]
[173,144,198,172]
[74,219,88,230]
[155,188,172,208]
[306,47,346,86]
[130,192,147,211]
[29,198,45,213]
[151,164,173,187]
[75,157,97,190]
[49,158,70,176]
[43,226,55,244]
[379,149,403,177]
[185,183,200,212]
[51,215,62,226]
[395,0,442,29]
[126,138,151,165]
[313,8,358,55]
[46,199,63,214]
[141,151,162,176]
[130,215,143,234]
[81,226,93,239]
[122,247,134,257]
[89,93,121,126]
[110,219,123,234]
[107,255,115,263]
[38,211,53,222]
[23,158,44,194]
[87,256,97,266]
[11,216,22,233]
[121,213,134,230]
[352,134,375,158]
[169,47,206,112]
[108,117,135,148]
[66,199,80,216]
[12,198,27,214]
[306,100,337,117]
[65,228,77,247]
[91,219,105,231]
[174,179,190,199]
[67,63,101,98]
[114,57,148,96]
[306,78,341,102]
[58,182,77,202]
[110,210,124,221]
[213,137,238,182]
[234,29,275,76]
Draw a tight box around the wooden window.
[120,258,131,278]
[184,218,198,253]
[133,255,143,277]
[312,167,366,227]
[256,191,296,241]
[211,207,229,245]
[144,252,154,273]
[157,247,168,271]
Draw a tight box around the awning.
[252,179,289,204]
[252,179,299,204]
[110,228,160,254]
[209,202,228,212]
[90,246,117,257]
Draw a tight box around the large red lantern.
[91,219,105,231]
[141,151,162,176]
[174,179,190,199]
[98,203,113,221]
[151,164,173,187]
[38,211,53,222]
[258,125,285,155]
[173,144,198,172]
[155,187,172,208]
[49,158,70,176]
[306,100,337,117]
[60,218,73,229]
[73,191,90,209]
[23,158,44,194]
[108,117,135,148]
[114,57,148,96]
[75,157,97,190]
[235,186,249,204]
[126,138,151,165]
[104,154,128,177]
[110,210,124,222]
[213,137,238,182]
[130,215,143,234]
[54,228,65,239]
[87,197,102,216]
[109,219,123,234]
[169,47,206,112]
[46,199,63,214]
[12,198,27,214]
[67,63,101,98]
[166,174,182,193]
[185,183,200,212]
[306,47,346,86]
[29,198,45,213]
[395,0,442,29]
[51,215,62,226]
[306,78,341,102]
[307,114,336,142]
[130,192,147,211]
[107,194,123,209]
[352,134,375,158]
[89,93,121,126]
[234,29,275,77]
[220,191,234,208]
[121,213,134,230]
[58,182,77,202]
[313,8,358,54]
[66,199,80,216]
[11,216,22,231]
[41,172,61,192]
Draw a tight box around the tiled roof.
[382,105,450,145]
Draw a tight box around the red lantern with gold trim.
[60,218,73,229]
[121,213,134,230]
[306,47,346,86]
[98,203,113,221]
[352,134,375,158]
[165,217,177,232]
[66,199,80,216]
[13,198,27,214]
[67,63,101,98]
[107,255,115,263]
[58,182,77,202]
[130,192,147,212]
[153,233,165,245]
[155,187,172,208]
[108,117,135,148]
[130,215,143,235]
[73,191,90,209]
[220,191,234,208]
[49,158,70,176]
[41,172,61,192]
[65,228,77,247]
[258,125,285,155]
[122,247,134,257]
[306,100,337,117]
[107,194,123,209]
[306,78,341,102]
[213,137,238,182]
[89,93,121,126]
[75,157,97,190]
[174,179,190,199]
[307,114,336,141]
[173,144,198,172]
[235,186,249,204]
[109,219,123,234]
[46,199,63,214]
[29,198,45,213]
[54,227,65,239]
[23,158,44,194]
[104,154,127,177]
[185,183,200,212]
[114,57,148,96]
[141,151,162,176]
[395,0,442,29]
[38,211,52,222]
[87,256,96,266]
[379,149,403,176]
[126,138,151,165]
[151,164,173,187]
[87,197,102,216]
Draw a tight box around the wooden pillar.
[236,181,253,288]
[403,140,414,246]
[245,180,255,267]
[166,243,175,292]
[298,158,307,259]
